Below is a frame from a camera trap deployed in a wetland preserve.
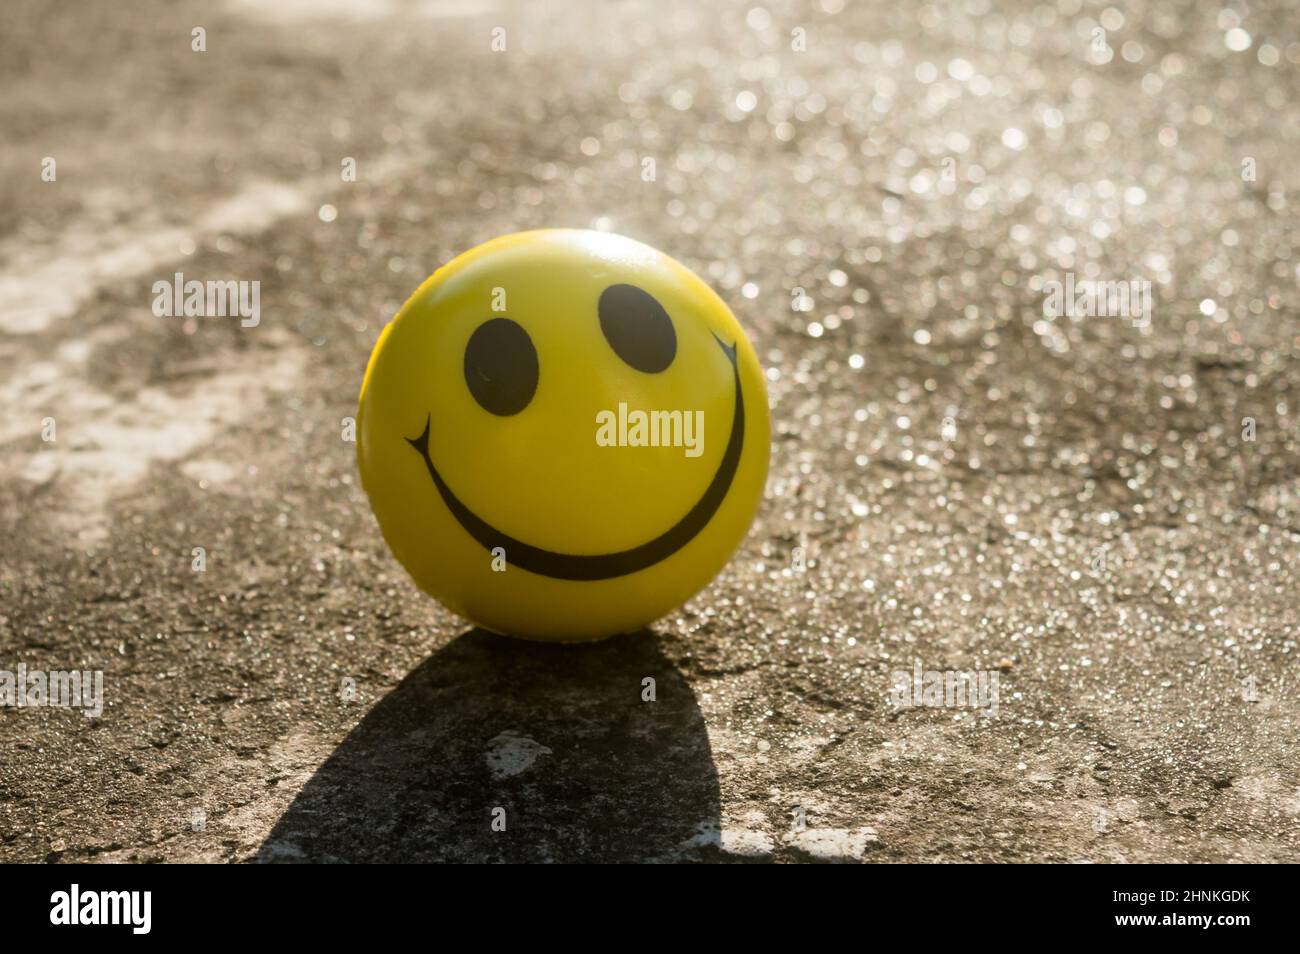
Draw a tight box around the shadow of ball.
[257,629,720,862]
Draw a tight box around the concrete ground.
[1,0,1297,862]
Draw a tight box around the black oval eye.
[463,318,539,416]
[598,283,676,373]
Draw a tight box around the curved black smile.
[406,333,745,581]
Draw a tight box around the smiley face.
[406,308,744,581]
[357,230,769,641]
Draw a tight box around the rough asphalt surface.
[1,0,1298,863]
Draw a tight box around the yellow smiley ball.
[357,229,770,642]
